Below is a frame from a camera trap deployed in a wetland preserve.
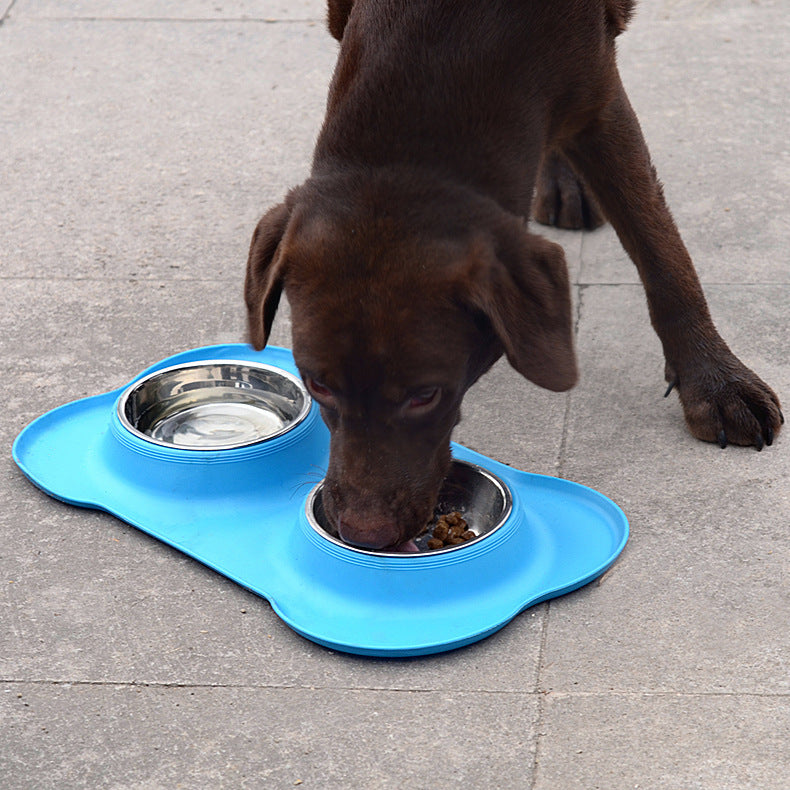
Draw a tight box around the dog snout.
[322,479,435,551]
[317,425,454,550]
[336,511,403,550]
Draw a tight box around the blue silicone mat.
[12,344,628,657]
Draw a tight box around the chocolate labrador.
[245,0,782,550]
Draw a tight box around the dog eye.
[306,377,333,401]
[406,387,440,412]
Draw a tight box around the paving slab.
[2,683,540,789]
[542,284,790,698]
[583,3,790,285]
[1,475,545,692]
[12,0,325,20]
[0,15,334,281]
[533,691,789,790]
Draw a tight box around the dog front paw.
[665,358,783,450]
[533,151,605,230]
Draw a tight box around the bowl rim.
[304,459,514,558]
[116,358,311,451]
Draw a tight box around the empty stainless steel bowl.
[306,459,513,556]
[117,361,310,450]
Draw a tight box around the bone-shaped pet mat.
[12,344,628,657]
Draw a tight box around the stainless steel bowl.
[306,460,513,556]
[117,361,310,450]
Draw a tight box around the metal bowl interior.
[117,361,310,450]
[307,460,513,556]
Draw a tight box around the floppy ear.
[465,221,578,392]
[244,201,293,350]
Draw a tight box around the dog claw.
[754,433,764,451]
[664,380,677,398]
[765,424,774,446]
[717,430,727,449]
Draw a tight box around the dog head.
[245,174,576,550]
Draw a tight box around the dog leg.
[533,150,606,230]
[564,78,782,449]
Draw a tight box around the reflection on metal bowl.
[117,360,310,450]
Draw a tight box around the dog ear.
[244,201,293,350]
[465,223,578,392]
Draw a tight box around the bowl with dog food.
[306,460,512,556]
[13,344,628,657]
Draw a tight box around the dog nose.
[336,513,402,550]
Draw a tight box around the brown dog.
[245,0,782,550]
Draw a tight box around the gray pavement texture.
[1,0,788,788]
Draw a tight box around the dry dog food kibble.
[426,511,475,549]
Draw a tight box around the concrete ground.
[2,0,788,787]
